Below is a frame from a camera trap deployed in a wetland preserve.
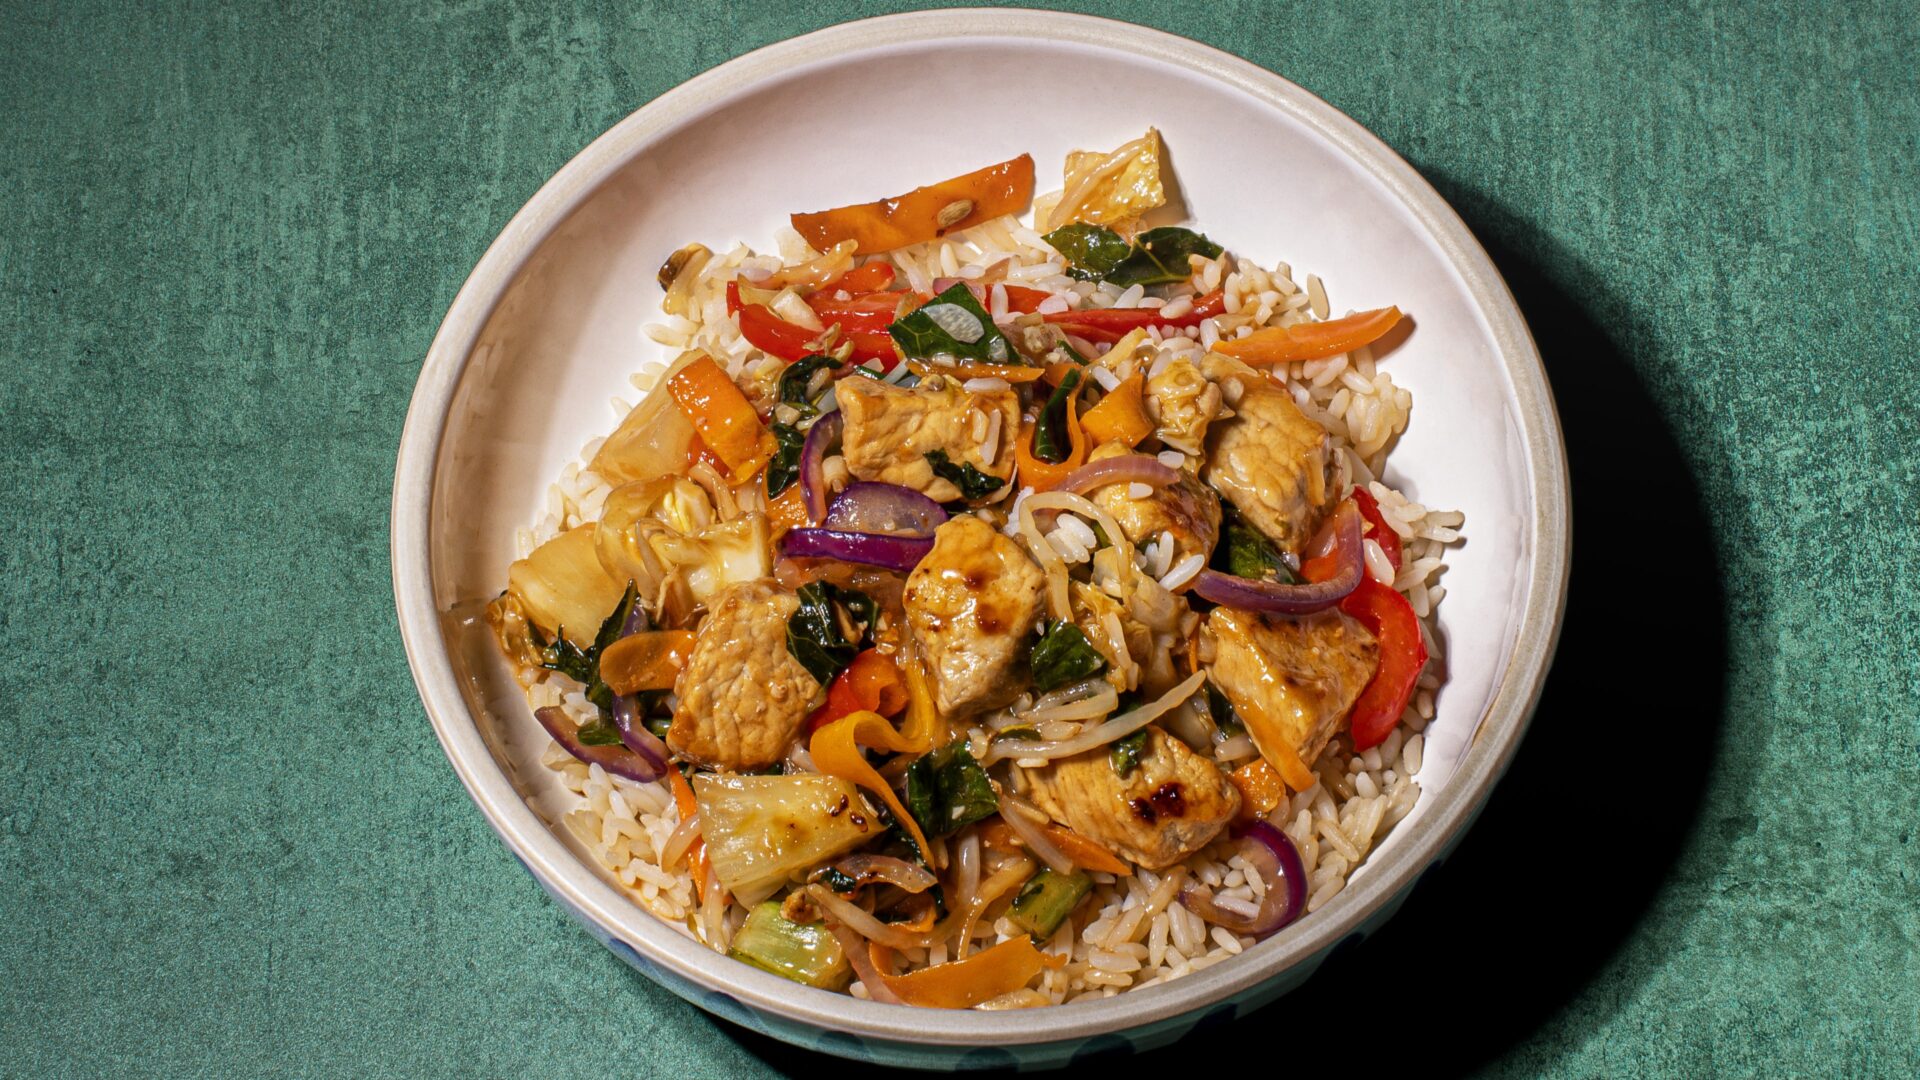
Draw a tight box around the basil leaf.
[1030,620,1107,693]
[1105,227,1224,287]
[784,581,875,685]
[1109,728,1150,777]
[925,449,1004,500]
[1206,681,1244,738]
[765,422,806,498]
[1213,504,1299,584]
[1042,223,1132,281]
[536,580,640,717]
[904,740,999,838]
[576,716,626,746]
[777,354,840,419]
[1031,369,1080,465]
[887,283,1017,363]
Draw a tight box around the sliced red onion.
[535,705,667,784]
[832,854,938,894]
[1191,501,1364,614]
[1057,454,1183,495]
[608,598,673,775]
[823,482,948,536]
[781,528,934,572]
[1178,819,1306,940]
[800,410,844,524]
[995,790,1074,875]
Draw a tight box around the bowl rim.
[391,7,1570,1051]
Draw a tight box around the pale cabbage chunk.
[1044,127,1166,233]
[694,773,878,905]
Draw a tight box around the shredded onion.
[822,917,905,1005]
[1019,680,1119,725]
[982,670,1205,765]
[995,791,1073,875]
[806,885,928,951]
[660,812,702,869]
[833,854,938,894]
[1058,454,1183,496]
[1016,489,1140,622]
[953,830,982,910]
[954,854,1035,959]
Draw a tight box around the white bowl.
[392,9,1569,1069]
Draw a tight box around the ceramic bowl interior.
[392,9,1568,1069]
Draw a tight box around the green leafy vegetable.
[812,866,861,895]
[1106,227,1224,287]
[1213,504,1299,584]
[777,354,841,419]
[1030,369,1081,465]
[1042,223,1133,281]
[1206,681,1244,738]
[785,581,876,685]
[1108,728,1150,777]
[575,716,626,746]
[903,739,1000,838]
[765,422,807,498]
[991,725,1040,745]
[534,581,640,717]
[1029,620,1107,693]
[1043,224,1224,288]
[887,283,1017,363]
[925,449,1005,500]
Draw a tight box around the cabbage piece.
[507,524,627,642]
[693,773,878,905]
[588,352,701,486]
[596,479,770,623]
[1046,128,1165,233]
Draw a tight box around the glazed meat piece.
[1085,442,1222,566]
[1204,606,1379,774]
[668,580,825,770]
[836,374,1020,503]
[1144,356,1223,456]
[1199,354,1333,554]
[1026,727,1240,870]
[903,515,1046,716]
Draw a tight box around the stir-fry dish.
[487,130,1463,1008]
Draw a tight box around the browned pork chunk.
[668,581,825,770]
[902,515,1046,716]
[836,374,1020,503]
[1085,442,1223,566]
[1199,354,1333,554]
[1025,727,1240,870]
[1204,606,1379,773]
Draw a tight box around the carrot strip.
[666,354,776,480]
[1212,306,1403,364]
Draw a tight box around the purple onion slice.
[1057,453,1183,496]
[823,481,949,537]
[799,410,844,524]
[535,705,667,784]
[1190,501,1364,614]
[780,528,934,573]
[1178,819,1307,940]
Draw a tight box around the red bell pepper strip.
[726,281,818,361]
[805,649,909,734]
[819,262,896,293]
[1349,488,1403,571]
[1339,578,1427,751]
[1041,289,1225,342]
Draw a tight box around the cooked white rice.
[511,216,1461,1002]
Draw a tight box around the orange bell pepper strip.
[809,710,932,860]
[1230,758,1288,823]
[818,262,896,294]
[897,652,943,755]
[1213,306,1403,365]
[977,818,1131,876]
[791,154,1036,254]
[667,768,714,903]
[666,354,777,481]
[1078,373,1153,448]
[806,649,908,734]
[766,485,811,534]
[1013,402,1087,491]
[598,630,696,695]
[865,935,1046,1008]
[904,360,1045,384]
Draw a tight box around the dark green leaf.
[1029,620,1107,693]
[777,354,840,419]
[1213,504,1299,584]
[1042,223,1132,281]
[887,283,1017,363]
[813,867,861,895]
[1030,369,1081,465]
[1109,728,1150,777]
[903,740,1000,838]
[1104,228,1224,287]
[765,422,807,498]
[1206,681,1244,738]
[575,716,626,746]
[536,581,640,718]
[925,449,1005,500]
[784,581,876,685]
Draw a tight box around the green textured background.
[3,0,1916,1075]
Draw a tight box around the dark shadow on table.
[717,177,1731,1079]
